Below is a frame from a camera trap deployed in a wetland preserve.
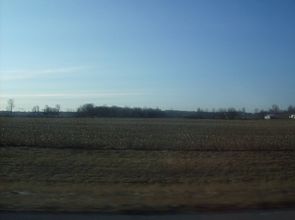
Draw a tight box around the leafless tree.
[55,104,61,112]
[7,99,15,113]
[288,105,295,113]
[32,105,40,112]
[271,104,280,113]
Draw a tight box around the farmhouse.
[289,114,295,119]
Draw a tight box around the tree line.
[2,99,295,119]
[77,104,165,118]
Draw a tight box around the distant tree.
[43,104,60,116]
[270,104,280,113]
[76,103,165,118]
[7,99,15,113]
[227,107,238,119]
[257,109,267,119]
[43,105,50,112]
[288,105,295,113]
[254,108,259,114]
[218,108,226,112]
[55,104,61,112]
[77,103,94,112]
[32,105,40,112]
[77,103,95,116]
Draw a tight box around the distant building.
[264,114,277,120]
[289,114,295,119]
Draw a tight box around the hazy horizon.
[1,0,295,112]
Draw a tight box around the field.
[1,117,295,212]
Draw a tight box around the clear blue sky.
[1,0,295,111]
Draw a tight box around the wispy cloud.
[0,91,144,99]
[0,66,91,81]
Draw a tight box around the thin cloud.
[0,91,144,99]
[0,66,92,81]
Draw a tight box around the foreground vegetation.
[0,118,295,212]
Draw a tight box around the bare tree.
[270,104,280,113]
[43,104,60,116]
[7,99,15,113]
[32,105,40,112]
[254,108,259,114]
[288,105,295,113]
[55,104,61,112]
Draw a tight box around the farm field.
[0,117,295,212]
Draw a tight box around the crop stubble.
[0,117,295,212]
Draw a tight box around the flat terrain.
[0,118,295,212]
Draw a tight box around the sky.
[0,0,295,112]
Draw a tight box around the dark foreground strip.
[1,209,295,220]
[1,144,295,152]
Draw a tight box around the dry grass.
[0,118,295,212]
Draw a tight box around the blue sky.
[0,0,295,111]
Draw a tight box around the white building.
[289,114,295,119]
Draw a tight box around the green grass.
[0,117,295,212]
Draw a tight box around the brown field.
[0,117,295,212]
